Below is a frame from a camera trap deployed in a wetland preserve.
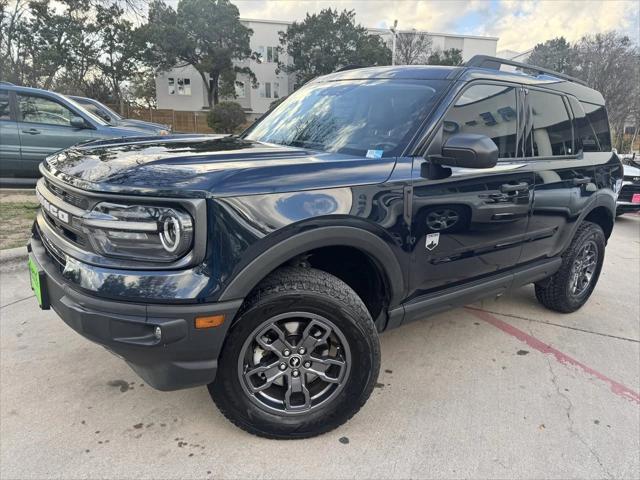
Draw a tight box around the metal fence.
[106,104,214,134]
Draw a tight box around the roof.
[313,59,604,104]
[316,65,462,82]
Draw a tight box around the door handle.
[22,128,41,135]
[500,182,529,193]
[572,176,591,186]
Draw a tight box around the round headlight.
[160,215,182,253]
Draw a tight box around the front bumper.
[28,234,242,391]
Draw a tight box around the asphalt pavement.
[1,215,638,479]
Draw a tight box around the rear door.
[519,89,596,263]
[409,82,534,297]
[0,89,22,177]
[16,93,96,177]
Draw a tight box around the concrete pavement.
[1,216,638,479]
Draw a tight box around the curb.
[0,246,29,266]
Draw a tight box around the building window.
[267,46,278,63]
[260,82,272,98]
[257,46,265,62]
[168,77,191,95]
[273,82,280,99]
[235,81,245,99]
[177,78,191,95]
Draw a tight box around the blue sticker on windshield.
[366,149,384,159]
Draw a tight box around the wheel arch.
[217,226,405,311]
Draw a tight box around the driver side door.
[409,82,534,298]
[16,93,96,177]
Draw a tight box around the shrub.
[207,101,246,133]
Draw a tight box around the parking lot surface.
[1,216,639,480]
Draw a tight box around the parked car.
[68,95,171,135]
[27,56,622,439]
[0,84,156,185]
[617,154,640,215]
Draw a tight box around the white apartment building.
[156,18,498,117]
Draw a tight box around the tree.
[572,33,639,151]
[144,0,255,108]
[94,3,144,108]
[392,31,432,65]
[207,101,246,133]
[527,33,639,151]
[427,48,463,66]
[527,37,574,74]
[128,70,157,108]
[277,9,391,88]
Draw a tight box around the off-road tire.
[534,221,605,313]
[209,266,380,439]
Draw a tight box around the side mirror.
[70,116,88,129]
[431,133,498,169]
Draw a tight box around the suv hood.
[43,135,396,197]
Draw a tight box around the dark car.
[27,56,622,439]
[0,84,156,185]
[617,154,640,215]
[68,95,171,135]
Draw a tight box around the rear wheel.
[209,266,380,439]
[535,221,605,313]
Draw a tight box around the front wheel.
[535,221,606,313]
[209,267,380,439]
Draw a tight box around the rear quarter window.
[581,102,611,152]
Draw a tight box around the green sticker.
[28,257,42,307]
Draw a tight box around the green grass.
[0,200,39,250]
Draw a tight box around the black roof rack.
[464,55,587,86]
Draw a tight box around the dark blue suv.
[27,56,622,438]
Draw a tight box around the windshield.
[64,96,110,126]
[245,79,448,157]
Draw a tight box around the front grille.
[619,183,640,202]
[38,223,67,268]
[41,207,89,249]
[44,178,90,210]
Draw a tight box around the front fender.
[217,225,406,306]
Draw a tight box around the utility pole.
[390,19,398,66]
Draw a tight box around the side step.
[386,257,561,330]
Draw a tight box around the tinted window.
[0,90,10,120]
[443,84,518,159]
[581,102,611,152]
[527,90,573,157]
[568,97,599,153]
[17,95,75,126]
[246,79,448,157]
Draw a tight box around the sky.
[222,0,640,52]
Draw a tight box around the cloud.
[231,0,639,52]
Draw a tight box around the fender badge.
[426,233,440,251]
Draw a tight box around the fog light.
[154,326,162,341]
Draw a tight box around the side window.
[443,84,518,159]
[581,102,611,152]
[527,90,573,157]
[0,90,11,120]
[568,97,599,153]
[17,95,75,127]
